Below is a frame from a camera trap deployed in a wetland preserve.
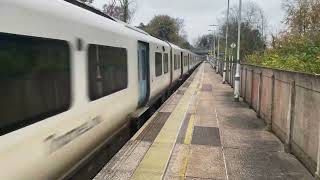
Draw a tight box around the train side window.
[184,56,187,66]
[0,32,71,135]
[155,52,162,76]
[174,54,177,70]
[88,44,128,101]
[163,53,169,74]
[178,55,181,68]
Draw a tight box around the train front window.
[0,32,71,135]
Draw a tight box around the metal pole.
[213,33,216,68]
[223,0,230,84]
[213,33,216,59]
[234,0,242,101]
[216,34,220,73]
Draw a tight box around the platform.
[93,63,314,180]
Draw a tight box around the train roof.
[2,0,170,48]
[167,42,183,51]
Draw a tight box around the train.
[0,0,203,179]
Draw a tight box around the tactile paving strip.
[176,113,191,144]
[136,112,171,142]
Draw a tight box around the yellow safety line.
[184,115,195,145]
[178,114,195,179]
[131,65,203,180]
[178,151,190,180]
[178,67,204,179]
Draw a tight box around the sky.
[91,0,285,45]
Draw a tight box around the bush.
[245,33,320,74]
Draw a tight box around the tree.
[102,0,136,23]
[283,0,320,34]
[144,15,180,42]
[141,15,193,49]
[245,0,320,74]
[216,1,267,59]
[195,34,213,50]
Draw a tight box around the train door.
[138,42,150,107]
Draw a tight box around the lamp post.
[223,0,230,84]
[208,30,215,64]
[216,33,220,74]
[207,33,212,62]
[230,43,236,85]
[234,0,242,102]
[210,24,218,68]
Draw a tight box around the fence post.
[230,62,233,87]
[257,71,263,118]
[268,74,275,132]
[232,62,235,87]
[250,69,254,108]
[226,61,229,83]
[285,80,296,153]
[244,67,247,102]
[230,62,232,86]
[316,124,320,179]
[240,67,243,97]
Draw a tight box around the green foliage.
[246,0,320,74]
[195,34,212,49]
[145,15,180,43]
[139,15,193,49]
[246,33,320,74]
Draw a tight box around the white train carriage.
[181,49,189,76]
[0,0,201,179]
[191,53,197,69]
[167,42,183,83]
[146,41,171,105]
[191,52,199,69]
[0,0,173,179]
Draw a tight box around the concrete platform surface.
[93,63,314,180]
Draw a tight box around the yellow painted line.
[178,148,190,180]
[131,65,203,180]
[184,115,195,145]
[178,114,195,179]
[131,112,159,141]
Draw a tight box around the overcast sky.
[92,0,285,44]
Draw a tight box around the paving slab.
[218,113,266,131]
[224,148,314,180]
[194,114,217,127]
[196,100,216,115]
[185,145,226,179]
[220,128,284,152]
[165,144,190,177]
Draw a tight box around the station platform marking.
[131,65,204,180]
